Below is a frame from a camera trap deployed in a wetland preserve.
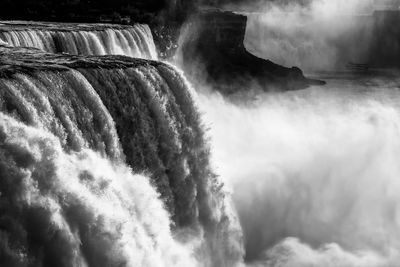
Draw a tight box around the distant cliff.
[180,10,322,94]
[369,11,400,68]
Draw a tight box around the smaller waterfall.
[0,22,157,59]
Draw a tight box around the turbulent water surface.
[199,70,400,266]
[0,43,242,267]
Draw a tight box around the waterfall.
[0,45,244,266]
[0,113,198,267]
[4,11,398,267]
[0,22,157,59]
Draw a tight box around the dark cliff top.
[197,9,247,19]
[0,21,146,32]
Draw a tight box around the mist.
[196,75,400,266]
[242,0,375,71]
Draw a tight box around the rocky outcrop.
[180,10,323,94]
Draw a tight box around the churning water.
[199,71,400,266]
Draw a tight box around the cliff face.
[199,11,247,52]
[369,11,400,68]
[180,10,320,94]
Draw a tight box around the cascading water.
[2,9,400,267]
[0,21,157,59]
[0,45,244,267]
[0,113,197,267]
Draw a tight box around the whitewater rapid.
[0,44,243,267]
[0,113,198,267]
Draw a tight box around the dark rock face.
[369,11,400,68]
[180,10,322,94]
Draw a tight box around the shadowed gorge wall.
[244,2,400,71]
[369,11,400,68]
